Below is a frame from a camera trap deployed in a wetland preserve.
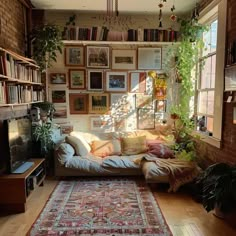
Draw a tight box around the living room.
[0,0,236,235]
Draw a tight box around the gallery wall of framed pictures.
[48,43,169,132]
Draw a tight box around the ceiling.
[30,0,200,15]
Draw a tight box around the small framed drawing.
[88,70,104,91]
[53,105,67,118]
[155,100,166,112]
[137,108,155,130]
[112,49,137,70]
[65,46,85,66]
[87,46,110,68]
[89,93,109,114]
[50,73,66,84]
[90,115,113,132]
[69,94,88,114]
[135,94,153,108]
[106,71,128,92]
[69,69,86,90]
[138,47,162,69]
[129,72,146,93]
[51,90,66,103]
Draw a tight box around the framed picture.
[89,93,109,114]
[90,115,113,132]
[137,108,155,130]
[88,70,104,90]
[69,69,86,89]
[65,46,85,66]
[129,72,146,93]
[53,105,67,118]
[51,90,66,103]
[49,73,66,84]
[106,71,128,92]
[135,94,153,108]
[112,49,137,70]
[61,124,74,134]
[69,94,88,114]
[225,66,236,91]
[138,47,162,69]
[110,93,127,107]
[86,46,110,68]
[155,100,166,112]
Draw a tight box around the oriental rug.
[29,178,173,236]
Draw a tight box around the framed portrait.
[49,73,66,84]
[53,105,67,118]
[88,70,104,90]
[65,46,84,66]
[106,71,128,92]
[155,100,166,112]
[138,47,162,69]
[90,115,113,132]
[51,90,66,103]
[129,72,146,93]
[135,94,153,108]
[86,46,110,68]
[69,94,88,114]
[112,49,137,70]
[137,108,155,130]
[89,93,109,114]
[69,69,86,89]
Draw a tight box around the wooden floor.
[0,179,235,236]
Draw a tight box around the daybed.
[54,130,200,192]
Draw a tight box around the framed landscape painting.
[50,73,66,84]
[106,71,127,92]
[69,94,88,114]
[90,115,113,132]
[69,69,86,90]
[65,46,85,66]
[51,90,66,103]
[89,93,109,114]
[112,49,136,70]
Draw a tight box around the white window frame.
[194,0,226,148]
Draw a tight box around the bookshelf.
[0,47,43,106]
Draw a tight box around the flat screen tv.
[6,117,32,173]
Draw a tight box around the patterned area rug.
[29,178,173,236]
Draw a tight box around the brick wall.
[0,0,27,55]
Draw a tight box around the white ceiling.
[30,0,200,15]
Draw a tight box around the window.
[195,0,226,148]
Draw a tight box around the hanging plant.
[31,24,63,71]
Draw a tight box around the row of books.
[0,83,43,104]
[63,26,179,42]
[0,50,41,83]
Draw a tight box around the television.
[6,117,32,173]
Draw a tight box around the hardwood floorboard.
[0,179,235,236]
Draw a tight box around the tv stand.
[0,159,46,213]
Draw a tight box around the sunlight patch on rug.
[29,179,173,236]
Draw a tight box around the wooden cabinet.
[0,159,46,213]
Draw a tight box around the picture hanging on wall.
[106,71,128,92]
[61,124,74,134]
[138,47,162,70]
[112,49,137,70]
[65,46,85,66]
[129,72,146,93]
[135,94,153,109]
[53,105,67,118]
[69,69,86,90]
[50,73,66,84]
[90,115,113,132]
[69,93,88,114]
[51,90,66,103]
[155,100,166,112]
[88,93,109,114]
[88,70,104,91]
[137,108,155,130]
[86,46,110,68]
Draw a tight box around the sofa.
[54,129,200,192]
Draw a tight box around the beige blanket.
[134,154,201,192]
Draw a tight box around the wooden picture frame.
[86,46,110,68]
[88,93,109,114]
[53,105,67,118]
[112,49,137,70]
[155,100,166,112]
[65,46,84,66]
[137,108,155,130]
[90,115,113,132]
[106,71,127,92]
[49,73,66,84]
[88,70,104,91]
[135,94,153,108]
[51,90,66,103]
[69,94,88,114]
[69,69,86,89]
[129,72,146,93]
[138,47,162,69]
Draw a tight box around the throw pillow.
[65,135,91,156]
[55,143,75,164]
[90,139,121,157]
[147,141,175,159]
[121,136,147,155]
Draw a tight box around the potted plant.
[197,163,236,218]
[32,101,56,121]
[31,24,63,71]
